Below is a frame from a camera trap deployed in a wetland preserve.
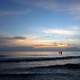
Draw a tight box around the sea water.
[0,51,80,80]
[0,51,80,69]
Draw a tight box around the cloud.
[33,42,70,48]
[1,0,80,19]
[0,10,31,16]
[0,34,70,48]
[27,0,80,20]
[0,36,26,40]
[0,33,38,48]
[0,30,80,49]
[42,27,80,46]
[8,0,59,12]
[0,35,30,47]
[43,29,76,36]
[9,36,26,40]
[66,2,80,20]
[33,0,80,20]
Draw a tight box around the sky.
[0,0,80,51]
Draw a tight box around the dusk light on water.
[0,0,80,80]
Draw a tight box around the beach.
[0,51,80,80]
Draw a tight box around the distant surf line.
[0,56,80,62]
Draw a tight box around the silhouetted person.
[59,51,62,55]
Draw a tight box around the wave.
[0,63,80,76]
[28,63,80,69]
[0,56,80,62]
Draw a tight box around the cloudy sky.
[0,0,80,50]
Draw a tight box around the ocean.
[0,51,80,80]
